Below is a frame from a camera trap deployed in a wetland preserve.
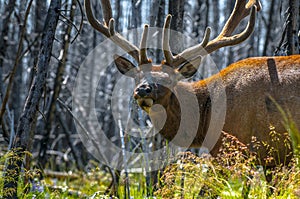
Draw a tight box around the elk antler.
[84,0,151,65]
[163,0,261,67]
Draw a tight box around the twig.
[20,33,42,58]
[56,104,84,170]
[0,0,34,123]
[57,98,103,161]
[58,0,83,44]
[57,98,89,140]
[72,0,84,43]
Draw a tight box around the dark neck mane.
[150,81,211,147]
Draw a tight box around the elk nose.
[134,84,152,98]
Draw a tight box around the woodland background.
[0,0,299,198]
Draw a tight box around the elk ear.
[177,56,202,78]
[114,55,137,77]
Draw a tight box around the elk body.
[118,55,300,167]
[84,0,300,166]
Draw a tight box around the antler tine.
[205,5,257,53]
[84,0,140,62]
[85,0,110,37]
[217,0,256,37]
[100,0,112,25]
[162,15,211,67]
[204,0,260,53]
[162,0,260,69]
[173,27,211,66]
[140,24,151,65]
[162,14,174,65]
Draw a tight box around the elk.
[84,0,300,167]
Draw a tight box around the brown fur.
[144,55,300,166]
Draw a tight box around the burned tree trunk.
[168,0,185,53]
[286,0,299,55]
[0,0,16,96]
[2,0,61,198]
[38,0,77,168]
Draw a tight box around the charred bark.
[2,0,61,198]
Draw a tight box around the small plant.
[155,129,300,199]
[276,105,300,168]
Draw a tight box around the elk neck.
[149,79,212,148]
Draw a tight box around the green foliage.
[1,144,300,198]
[275,103,300,167]
[1,109,300,198]
[269,96,300,166]
[155,129,300,199]
[0,152,5,196]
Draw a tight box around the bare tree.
[168,0,185,53]
[0,0,16,96]
[286,0,299,55]
[32,1,47,66]
[262,0,276,55]
[114,0,122,31]
[224,0,235,66]
[38,0,78,168]
[131,0,142,28]
[154,0,166,61]
[150,0,162,26]
[3,0,61,198]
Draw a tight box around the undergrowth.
[0,117,300,198]
[155,122,300,199]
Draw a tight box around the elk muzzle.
[134,83,154,113]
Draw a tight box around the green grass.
[1,112,300,198]
[156,152,300,199]
[1,146,300,198]
[155,110,300,199]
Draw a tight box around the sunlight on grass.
[1,107,300,198]
[155,124,300,199]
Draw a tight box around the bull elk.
[84,0,300,167]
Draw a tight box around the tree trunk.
[2,0,61,198]
[131,0,142,45]
[115,0,122,32]
[211,0,219,38]
[287,0,300,55]
[192,0,204,39]
[0,0,34,129]
[33,0,47,65]
[225,0,235,66]
[211,0,221,67]
[38,0,76,168]
[168,0,185,54]
[204,0,209,30]
[150,0,161,27]
[0,0,16,97]
[155,0,165,61]
[262,0,276,56]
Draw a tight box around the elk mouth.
[137,98,154,113]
